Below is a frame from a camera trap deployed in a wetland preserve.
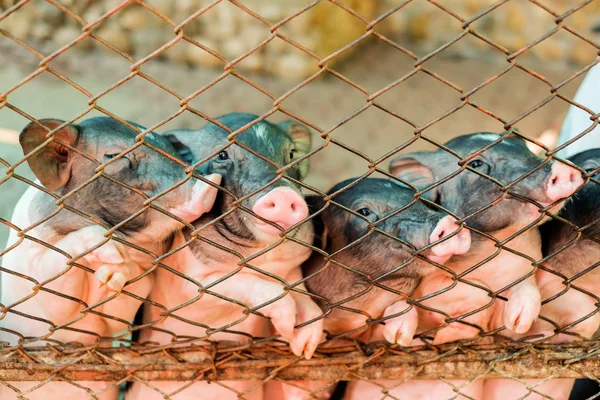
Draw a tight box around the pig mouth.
[519,196,565,214]
[389,243,440,263]
[251,217,302,238]
[390,242,411,252]
[506,194,560,211]
[424,253,453,266]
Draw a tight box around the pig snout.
[427,216,471,264]
[544,162,583,203]
[168,173,222,223]
[252,187,309,234]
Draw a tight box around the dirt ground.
[0,38,589,249]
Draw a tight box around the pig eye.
[467,159,484,169]
[217,150,229,161]
[289,148,297,160]
[357,207,372,217]
[103,152,132,170]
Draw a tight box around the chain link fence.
[1,0,600,399]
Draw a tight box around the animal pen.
[0,0,599,399]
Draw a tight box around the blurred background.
[1,0,599,249]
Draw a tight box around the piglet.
[267,177,471,400]
[485,149,596,400]
[127,113,323,400]
[390,132,583,399]
[0,117,220,400]
[537,148,600,340]
[390,132,583,341]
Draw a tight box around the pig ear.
[389,153,438,202]
[279,120,312,180]
[164,133,194,165]
[19,119,79,191]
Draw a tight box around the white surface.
[557,64,600,155]
[0,128,18,145]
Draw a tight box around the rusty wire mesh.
[0,0,600,399]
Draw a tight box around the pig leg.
[70,227,152,336]
[421,279,494,346]
[345,299,483,400]
[536,270,600,341]
[511,291,599,400]
[202,273,298,342]
[380,307,483,397]
[289,285,325,359]
[380,278,490,400]
[503,277,541,335]
[152,273,300,400]
[262,283,329,400]
[301,304,419,400]
[484,272,596,400]
[97,260,154,335]
[480,281,542,400]
[29,225,133,325]
[275,287,324,358]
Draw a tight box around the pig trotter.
[251,280,298,340]
[382,300,418,347]
[290,293,325,359]
[504,281,541,334]
[95,262,137,292]
[73,226,135,292]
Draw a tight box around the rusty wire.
[0,0,600,399]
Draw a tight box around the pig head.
[165,113,314,250]
[541,148,600,280]
[389,132,583,339]
[389,132,583,234]
[20,117,220,247]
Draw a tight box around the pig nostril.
[435,229,446,241]
[291,202,297,213]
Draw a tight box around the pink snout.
[169,174,222,223]
[252,187,309,234]
[545,162,583,203]
[427,215,471,264]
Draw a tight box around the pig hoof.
[383,320,414,347]
[290,297,325,359]
[290,322,324,359]
[95,264,132,292]
[382,301,417,347]
[505,287,541,334]
[505,305,536,334]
